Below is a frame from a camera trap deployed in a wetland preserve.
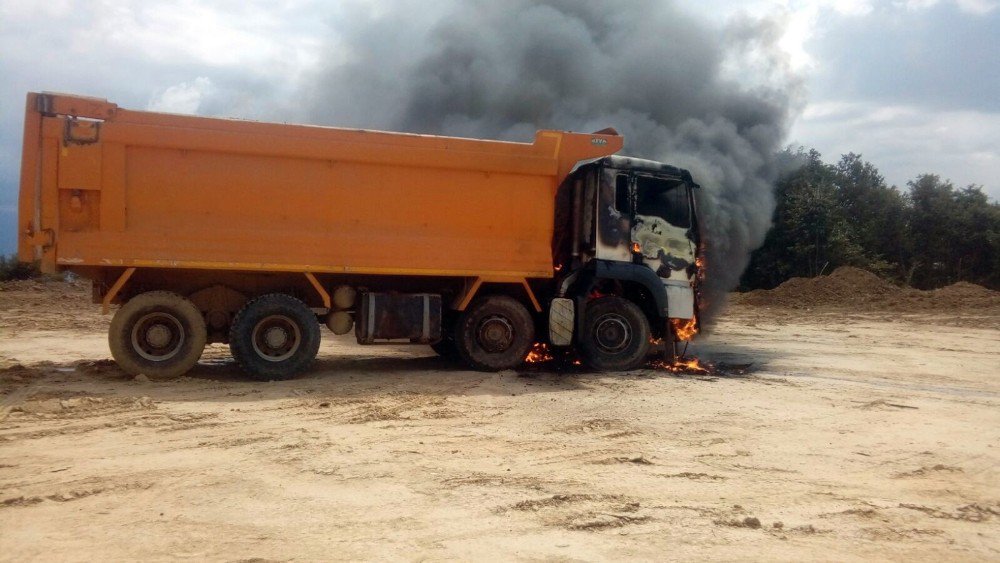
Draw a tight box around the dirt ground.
[1,280,998,561]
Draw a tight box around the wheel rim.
[593,314,632,354]
[477,315,515,353]
[131,312,185,362]
[251,315,301,362]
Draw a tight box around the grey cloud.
[1,0,803,321]
[790,102,1000,195]
[809,3,1000,111]
[303,0,801,324]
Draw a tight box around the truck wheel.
[579,296,651,371]
[109,291,207,378]
[229,294,321,381]
[455,295,535,371]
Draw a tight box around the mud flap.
[664,281,695,320]
[548,297,574,346]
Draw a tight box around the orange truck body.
[18,92,622,283]
[17,91,702,378]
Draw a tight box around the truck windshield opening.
[635,176,690,228]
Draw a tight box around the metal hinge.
[63,118,101,145]
[36,93,55,115]
[25,226,55,249]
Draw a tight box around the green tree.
[743,152,999,292]
[742,148,861,288]
[907,174,959,288]
[832,153,909,281]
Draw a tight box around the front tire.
[229,294,321,380]
[109,291,207,378]
[579,296,651,371]
[455,295,535,371]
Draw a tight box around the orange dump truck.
[17,92,701,379]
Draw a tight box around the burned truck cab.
[551,156,702,369]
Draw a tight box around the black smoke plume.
[305,0,802,326]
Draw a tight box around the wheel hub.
[477,315,514,353]
[264,326,289,348]
[594,315,631,353]
[131,312,185,362]
[252,315,301,362]
[145,324,172,348]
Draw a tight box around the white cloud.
[0,0,327,85]
[791,100,1000,195]
[897,0,999,11]
[147,77,214,114]
[830,0,875,15]
[897,0,941,9]
[0,0,74,18]
[953,0,999,13]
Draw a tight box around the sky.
[0,0,997,255]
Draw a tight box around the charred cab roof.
[599,155,700,188]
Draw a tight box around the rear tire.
[229,294,321,381]
[579,296,650,371]
[455,295,535,371]
[109,291,207,378]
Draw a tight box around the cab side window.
[614,174,630,213]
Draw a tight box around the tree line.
[740,148,1000,291]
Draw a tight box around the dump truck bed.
[18,92,622,279]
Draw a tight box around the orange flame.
[649,356,711,374]
[671,317,699,341]
[524,342,554,363]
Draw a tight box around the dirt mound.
[734,267,1000,314]
[735,267,900,309]
[932,281,998,301]
[882,281,1000,314]
[0,278,103,332]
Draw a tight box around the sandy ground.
[1,282,998,561]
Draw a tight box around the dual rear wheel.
[228,294,320,380]
[109,291,208,379]
[110,291,320,380]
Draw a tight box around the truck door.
[631,174,697,281]
[594,167,634,263]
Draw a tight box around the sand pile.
[734,267,1000,313]
[735,267,900,309]
[0,278,103,332]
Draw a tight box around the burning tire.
[109,291,207,378]
[229,294,321,381]
[455,295,535,371]
[579,296,650,371]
